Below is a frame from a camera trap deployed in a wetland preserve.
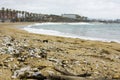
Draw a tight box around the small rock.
[112,74,120,79]
[32,68,39,72]
[6,43,13,46]
[17,57,25,62]
[0,63,3,66]
[62,60,69,64]
[48,58,60,63]
[78,72,92,77]
[39,49,47,58]
[43,40,48,43]
[32,72,41,76]
[12,66,31,78]
[13,53,21,57]
[38,66,46,70]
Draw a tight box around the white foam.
[67,22,94,25]
[32,22,95,26]
[33,22,63,26]
[24,27,78,38]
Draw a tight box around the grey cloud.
[0,0,120,19]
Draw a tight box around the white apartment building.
[61,14,78,19]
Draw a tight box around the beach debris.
[77,72,92,77]
[38,66,47,70]
[39,49,47,58]
[48,58,61,63]
[6,43,13,46]
[17,57,26,62]
[61,60,69,67]
[112,73,120,79]
[11,66,47,79]
[12,66,31,78]
[13,52,21,57]
[49,74,90,80]
[27,72,46,79]
[43,40,49,43]
[100,49,110,54]
[54,65,77,76]
[0,63,3,67]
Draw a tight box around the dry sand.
[0,22,120,80]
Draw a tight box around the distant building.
[61,14,78,19]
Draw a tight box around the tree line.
[0,7,50,22]
[0,7,89,22]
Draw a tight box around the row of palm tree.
[0,7,44,22]
[0,7,89,22]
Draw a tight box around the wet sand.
[0,22,120,80]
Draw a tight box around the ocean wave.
[32,22,95,26]
[33,22,63,26]
[23,27,71,37]
[66,22,94,25]
[23,27,120,43]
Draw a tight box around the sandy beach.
[0,22,120,80]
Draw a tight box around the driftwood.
[53,66,92,80]
[49,74,89,80]
[54,66,77,76]
[49,75,111,80]
[54,66,91,76]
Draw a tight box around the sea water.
[23,22,120,43]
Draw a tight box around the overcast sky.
[0,0,120,19]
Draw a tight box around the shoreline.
[23,22,120,43]
[0,22,120,80]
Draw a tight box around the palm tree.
[36,14,39,22]
[27,12,31,22]
[8,9,11,20]
[24,11,27,21]
[38,14,41,21]
[32,13,35,22]
[29,13,32,22]
[12,10,16,22]
[15,10,19,22]
[22,11,25,22]
[8,9,11,21]
[18,11,22,22]
[6,8,9,20]
[34,13,37,22]
[35,13,38,22]
[10,9,13,22]
[25,11,28,21]
[0,10,2,20]
[1,7,5,22]
[31,13,34,22]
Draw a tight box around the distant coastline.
[0,7,120,23]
